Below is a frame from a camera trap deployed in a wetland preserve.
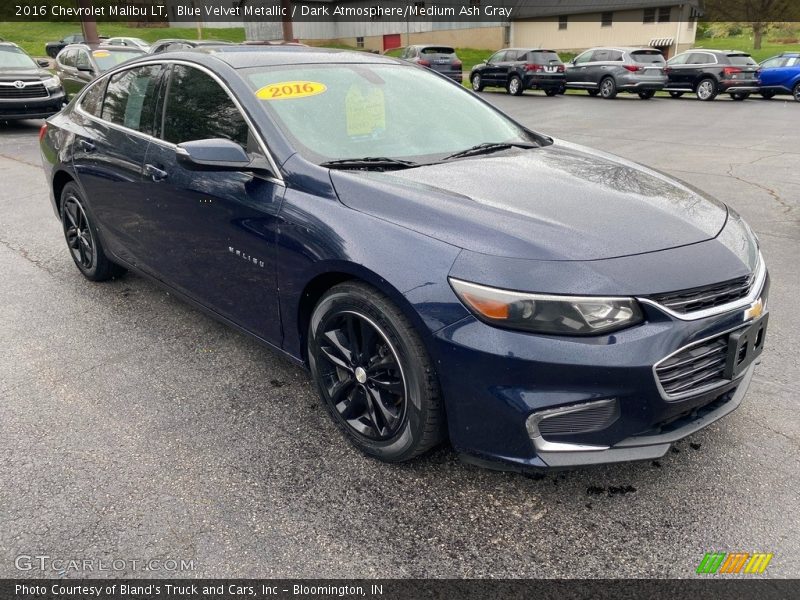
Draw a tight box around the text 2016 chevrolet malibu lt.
[40,48,768,470]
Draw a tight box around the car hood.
[0,67,50,81]
[330,140,728,261]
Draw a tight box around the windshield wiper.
[319,157,419,171]
[443,141,538,161]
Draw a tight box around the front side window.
[101,65,163,134]
[667,52,689,66]
[573,50,593,65]
[162,65,249,147]
[488,51,506,64]
[244,63,531,163]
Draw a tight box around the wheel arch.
[52,169,76,217]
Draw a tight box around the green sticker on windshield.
[345,84,385,137]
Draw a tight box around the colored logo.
[696,552,773,574]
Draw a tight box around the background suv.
[665,50,760,101]
[398,45,462,82]
[758,52,800,101]
[0,42,65,120]
[55,45,145,98]
[565,47,667,99]
[470,48,565,96]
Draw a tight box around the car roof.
[62,43,144,53]
[587,46,658,52]
[506,48,558,53]
[689,49,751,55]
[0,42,22,49]
[188,46,401,69]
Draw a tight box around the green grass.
[692,34,800,62]
[0,22,246,56]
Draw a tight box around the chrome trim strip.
[637,252,765,321]
[525,399,616,453]
[73,59,284,186]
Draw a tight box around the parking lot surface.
[1,94,798,578]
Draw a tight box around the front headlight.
[449,278,644,336]
[42,75,61,89]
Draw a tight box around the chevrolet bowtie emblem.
[744,298,763,321]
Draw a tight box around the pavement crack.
[0,152,41,168]
[0,236,59,275]
[726,162,794,214]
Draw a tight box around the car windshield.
[92,49,144,71]
[244,63,532,164]
[0,46,37,69]
[631,50,665,64]
[727,54,757,66]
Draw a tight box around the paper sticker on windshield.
[345,84,385,137]
[92,50,110,58]
[256,81,327,100]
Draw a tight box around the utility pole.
[77,0,100,46]
[281,0,294,42]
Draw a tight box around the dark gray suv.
[565,46,667,99]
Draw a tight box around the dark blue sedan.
[40,47,769,470]
[758,52,800,101]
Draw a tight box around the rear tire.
[470,73,484,92]
[668,91,684,98]
[599,77,617,99]
[60,182,126,282]
[308,282,445,463]
[507,75,523,96]
[638,90,656,99]
[696,77,718,101]
[730,92,750,101]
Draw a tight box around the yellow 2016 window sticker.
[256,81,327,100]
[92,50,110,58]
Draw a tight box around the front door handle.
[78,139,95,152]
[144,163,168,182]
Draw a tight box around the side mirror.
[37,58,50,68]
[77,64,94,73]
[176,138,256,171]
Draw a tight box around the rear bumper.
[618,79,667,91]
[0,92,66,120]
[721,84,760,93]
[523,73,565,90]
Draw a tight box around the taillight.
[452,60,462,68]
[623,65,642,72]
[38,123,47,142]
[723,66,742,77]
[525,63,543,72]
[417,59,431,67]
[664,66,672,74]
[557,64,565,72]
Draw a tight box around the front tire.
[308,282,444,462]
[794,82,800,102]
[60,182,125,281]
[470,73,484,92]
[696,77,718,101]
[599,77,617,99]
[507,75,523,96]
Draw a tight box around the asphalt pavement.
[1,93,798,578]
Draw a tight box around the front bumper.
[0,91,66,120]
[433,280,768,470]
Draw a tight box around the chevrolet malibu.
[40,48,769,470]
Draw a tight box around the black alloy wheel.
[60,182,126,281]
[471,73,484,92]
[308,282,444,462]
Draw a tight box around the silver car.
[565,46,667,99]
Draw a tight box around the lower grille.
[656,336,728,398]
[0,83,48,99]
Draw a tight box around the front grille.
[537,401,619,436]
[648,274,753,314]
[0,83,48,99]
[656,335,728,398]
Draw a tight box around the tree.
[703,0,799,49]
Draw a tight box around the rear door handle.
[144,163,168,182]
[78,139,95,152]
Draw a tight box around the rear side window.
[162,65,248,147]
[687,52,714,64]
[101,65,163,134]
[529,51,561,64]
[727,54,757,66]
[59,49,76,68]
[632,50,665,64]
[79,78,107,117]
